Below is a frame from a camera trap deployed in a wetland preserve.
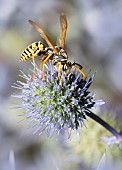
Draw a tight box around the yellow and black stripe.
[20,41,45,61]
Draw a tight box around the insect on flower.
[20,14,86,80]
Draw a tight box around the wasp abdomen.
[20,41,45,61]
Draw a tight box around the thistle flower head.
[13,62,104,138]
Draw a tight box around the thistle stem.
[85,110,120,138]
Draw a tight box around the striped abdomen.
[20,41,45,61]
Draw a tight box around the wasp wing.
[28,20,58,54]
[57,13,68,48]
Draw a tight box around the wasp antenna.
[28,20,58,54]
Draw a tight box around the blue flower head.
[13,62,104,138]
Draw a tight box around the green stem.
[85,110,120,138]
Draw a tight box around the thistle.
[12,62,105,139]
[13,13,122,143]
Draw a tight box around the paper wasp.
[20,14,86,80]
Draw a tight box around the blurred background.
[0,0,122,170]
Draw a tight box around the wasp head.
[57,47,68,59]
[51,47,68,66]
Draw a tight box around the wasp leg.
[39,53,53,80]
[30,56,37,81]
[72,64,86,79]
[55,62,62,80]
[39,56,45,80]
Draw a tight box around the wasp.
[20,14,86,80]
